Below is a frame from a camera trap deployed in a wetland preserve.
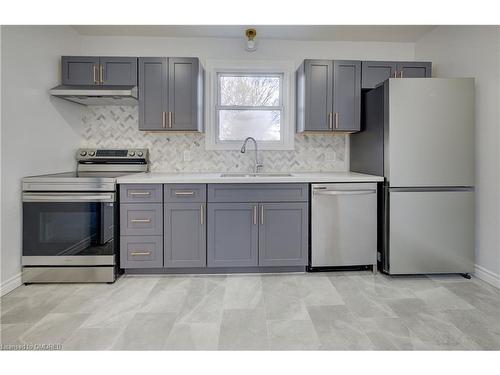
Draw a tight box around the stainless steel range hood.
[49,85,138,106]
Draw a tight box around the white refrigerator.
[351,78,475,275]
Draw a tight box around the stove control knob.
[137,151,144,157]
[80,151,87,157]
[129,151,136,157]
[88,151,96,156]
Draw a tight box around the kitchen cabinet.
[164,203,206,268]
[297,59,361,133]
[207,184,309,267]
[207,203,259,267]
[138,57,203,132]
[61,56,137,86]
[258,202,308,266]
[361,61,432,89]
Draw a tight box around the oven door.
[22,192,117,266]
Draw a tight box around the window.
[205,60,295,150]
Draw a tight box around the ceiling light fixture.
[245,28,257,52]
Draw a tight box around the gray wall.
[0,26,83,294]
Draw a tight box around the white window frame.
[205,59,295,151]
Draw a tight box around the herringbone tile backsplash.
[81,106,347,172]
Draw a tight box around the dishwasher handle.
[313,189,376,196]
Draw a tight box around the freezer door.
[387,78,474,187]
[311,183,377,267]
[388,189,474,274]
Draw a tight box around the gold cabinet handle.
[200,204,204,225]
[99,65,104,84]
[93,66,98,84]
[174,191,195,196]
[334,112,339,129]
[260,205,264,225]
[130,218,151,223]
[168,112,173,128]
[253,205,257,225]
[130,251,151,256]
[130,191,151,196]
[328,112,333,129]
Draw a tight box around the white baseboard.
[474,264,500,289]
[0,272,22,296]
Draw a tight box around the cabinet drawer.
[164,184,206,203]
[208,184,309,203]
[120,184,163,203]
[120,203,163,236]
[120,236,163,268]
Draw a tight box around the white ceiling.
[72,25,435,42]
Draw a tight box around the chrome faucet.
[240,137,263,173]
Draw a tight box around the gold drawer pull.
[174,191,195,196]
[130,191,151,196]
[130,251,151,256]
[130,218,151,223]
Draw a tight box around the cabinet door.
[138,57,168,130]
[168,57,201,131]
[259,203,308,266]
[100,57,137,85]
[396,62,432,78]
[61,56,100,85]
[164,203,206,268]
[333,60,361,132]
[303,60,333,131]
[361,61,398,89]
[207,203,258,267]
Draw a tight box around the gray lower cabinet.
[138,57,203,132]
[362,61,432,89]
[259,203,308,266]
[164,202,206,268]
[120,235,163,268]
[297,59,361,133]
[207,203,259,267]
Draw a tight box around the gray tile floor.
[1,272,500,350]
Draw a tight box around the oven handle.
[313,189,376,196]
[23,192,116,203]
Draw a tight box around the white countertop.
[116,171,384,184]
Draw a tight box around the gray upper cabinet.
[168,58,203,131]
[259,203,308,267]
[207,203,259,267]
[333,60,361,132]
[361,61,432,89]
[297,59,361,133]
[396,62,432,78]
[164,202,206,268]
[61,56,137,86]
[138,57,168,131]
[138,57,203,132]
[361,61,398,89]
[62,56,100,85]
[100,57,137,86]
[297,60,333,132]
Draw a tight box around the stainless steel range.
[22,148,149,283]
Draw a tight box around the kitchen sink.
[220,172,293,178]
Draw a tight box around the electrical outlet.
[183,150,191,162]
[325,150,336,161]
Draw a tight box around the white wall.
[416,26,500,286]
[0,26,83,295]
[80,35,415,67]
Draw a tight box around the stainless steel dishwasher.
[311,183,377,271]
